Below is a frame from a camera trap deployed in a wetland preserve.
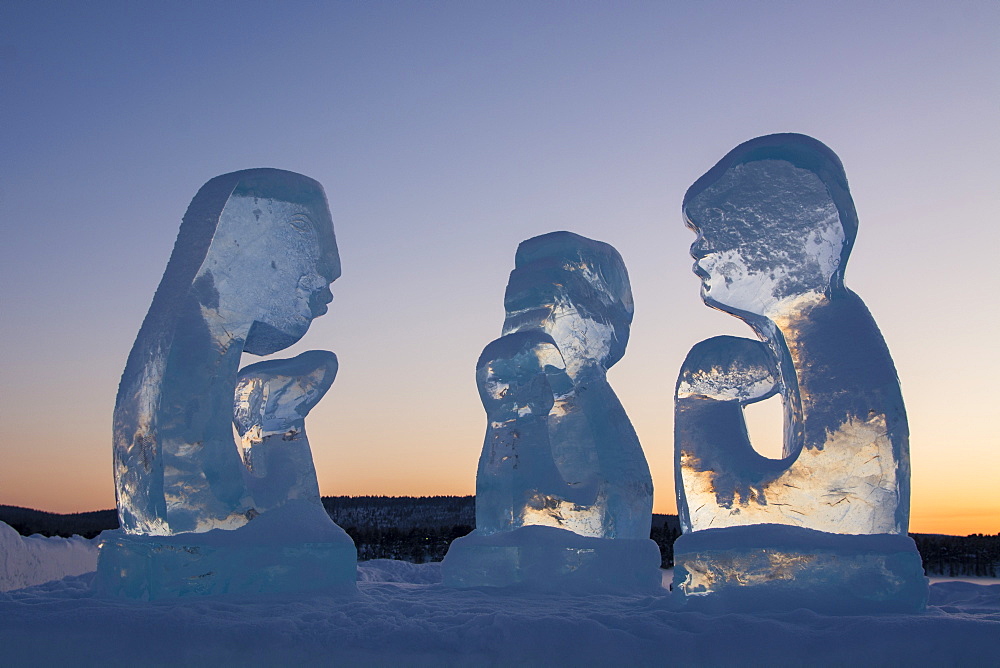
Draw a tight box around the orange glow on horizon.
[910,507,1000,537]
[5,469,998,539]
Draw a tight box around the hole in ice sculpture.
[743,393,783,460]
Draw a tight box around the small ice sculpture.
[472,331,574,534]
[94,169,355,599]
[672,134,926,612]
[443,232,661,591]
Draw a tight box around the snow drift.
[0,521,97,591]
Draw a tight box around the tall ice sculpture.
[443,232,661,591]
[93,169,356,599]
[672,134,926,612]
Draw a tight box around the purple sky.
[1,2,997,534]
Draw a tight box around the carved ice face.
[685,159,845,318]
[202,193,340,355]
[502,233,633,371]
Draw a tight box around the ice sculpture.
[93,169,356,599]
[471,331,573,535]
[672,134,926,612]
[443,232,661,591]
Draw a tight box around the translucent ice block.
[112,169,340,536]
[234,350,337,514]
[446,232,659,590]
[672,524,927,613]
[679,134,910,536]
[674,133,923,610]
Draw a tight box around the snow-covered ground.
[1,555,998,666]
[2,522,998,665]
[0,521,98,592]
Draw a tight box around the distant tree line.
[650,520,681,569]
[345,524,475,562]
[1,499,996,574]
[0,505,117,540]
[322,495,475,562]
[912,533,1000,578]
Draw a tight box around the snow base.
[3,568,996,665]
[0,521,98,592]
[442,525,662,592]
[92,501,357,599]
[672,524,928,613]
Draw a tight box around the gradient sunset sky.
[1,2,997,535]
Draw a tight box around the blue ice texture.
[234,350,337,514]
[444,232,660,591]
[94,169,356,598]
[673,134,926,611]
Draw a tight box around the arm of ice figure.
[676,336,778,405]
[235,351,338,439]
[233,350,337,511]
[675,336,788,527]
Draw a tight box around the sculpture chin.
[244,320,306,356]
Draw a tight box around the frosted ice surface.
[677,134,910,536]
[672,524,928,613]
[484,231,653,539]
[445,232,659,591]
[234,350,337,514]
[673,133,923,610]
[93,500,357,599]
[112,169,340,535]
[100,169,355,598]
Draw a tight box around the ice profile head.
[135,168,340,359]
[502,231,633,371]
[197,169,340,355]
[683,134,858,317]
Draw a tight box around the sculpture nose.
[690,236,710,259]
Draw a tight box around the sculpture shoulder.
[801,290,899,379]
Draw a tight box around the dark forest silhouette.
[1,498,995,576]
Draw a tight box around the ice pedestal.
[671,524,927,613]
[443,525,662,592]
[93,501,356,599]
